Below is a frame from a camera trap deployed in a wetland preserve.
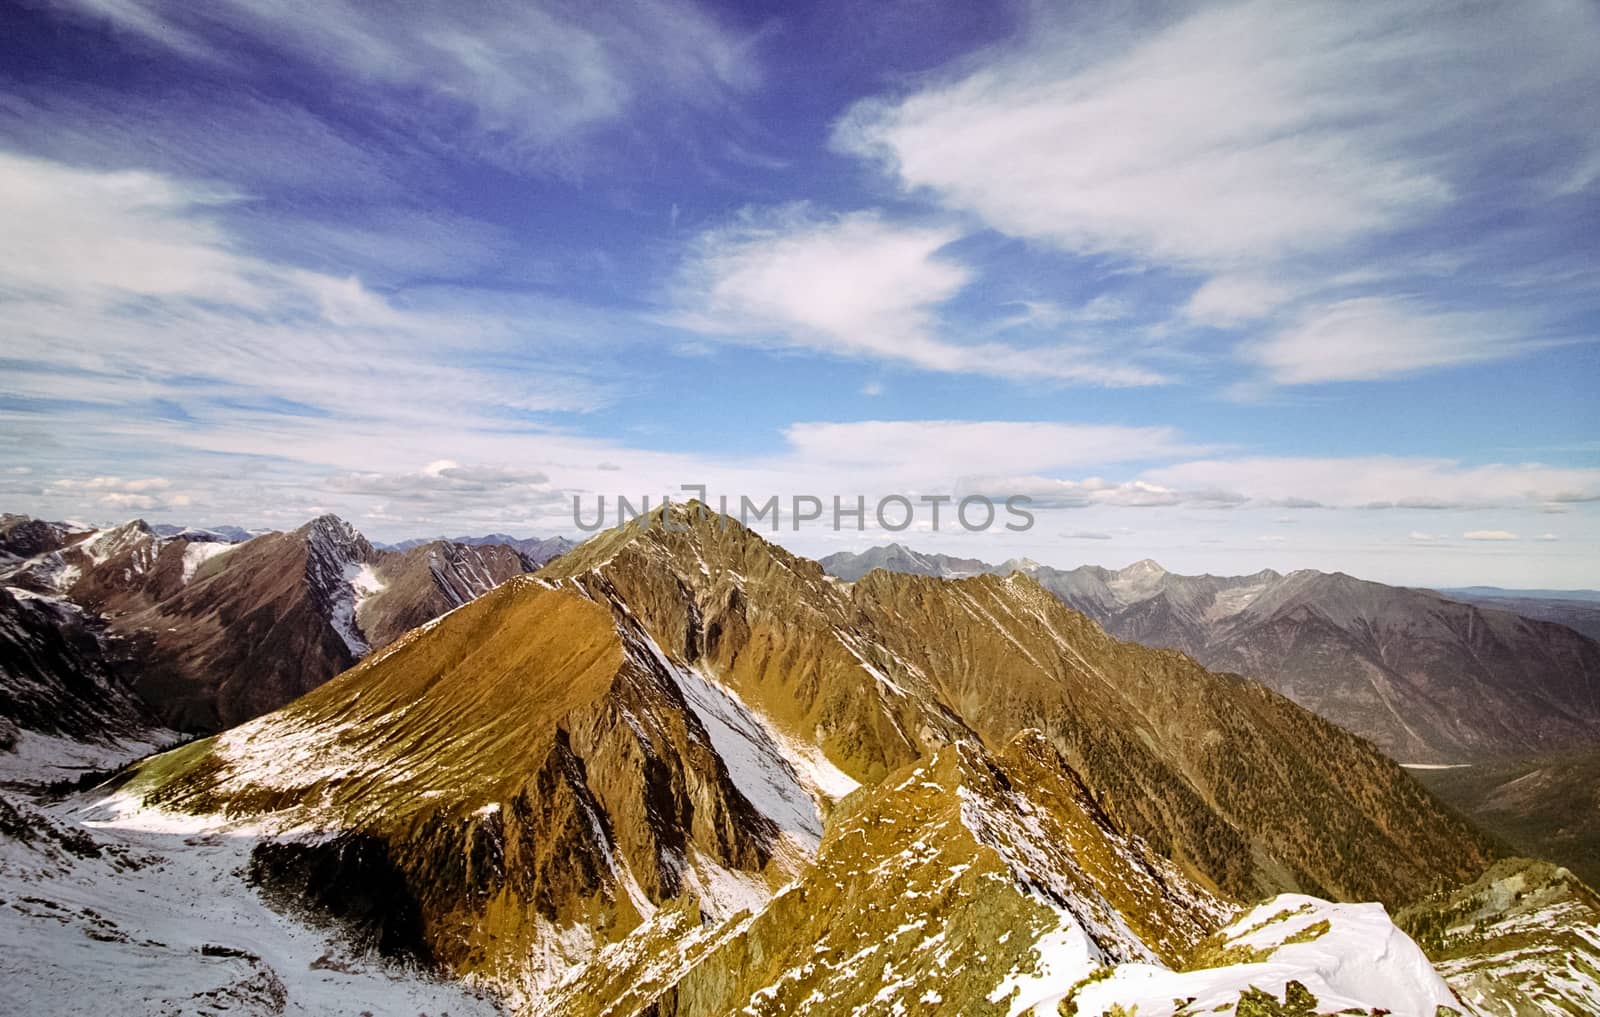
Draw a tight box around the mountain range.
[820,544,1600,766]
[0,508,1594,1014]
[0,512,570,736]
[1438,587,1600,642]
[386,532,577,564]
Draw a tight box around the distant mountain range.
[819,543,1600,766]
[1439,586,1600,641]
[384,532,576,564]
[0,512,566,735]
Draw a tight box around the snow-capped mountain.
[0,512,546,740]
[14,503,1580,1014]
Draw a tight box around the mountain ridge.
[5,505,1588,1014]
[819,544,1600,765]
[0,511,551,737]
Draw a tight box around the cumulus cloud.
[1464,530,1518,541]
[49,475,192,513]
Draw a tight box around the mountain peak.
[1122,557,1166,576]
[299,512,356,538]
[549,498,804,580]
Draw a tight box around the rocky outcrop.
[0,586,153,742]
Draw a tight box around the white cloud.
[1183,275,1294,327]
[837,0,1599,271]
[1464,530,1518,541]
[1534,532,1561,542]
[52,476,170,492]
[0,153,615,449]
[1143,457,1600,511]
[860,381,884,397]
[1409,531,1442,542]
[55,0,757,173]
[835,2,1446,267]
[48,475,192,513]
[1061,530,1112,541]
[1245,297,1538,384]
[781,421,1196,476]
[0,149,664,540]
[673,205,1164,385]
[0,151,255,305]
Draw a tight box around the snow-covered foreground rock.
[1069,895,1458,1017]
[0,787,503,1016]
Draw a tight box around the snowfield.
[0,785,504,1017]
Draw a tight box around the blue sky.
[1,0,1596,586]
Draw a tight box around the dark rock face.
[0,586,154,741]
[249,835,432,963]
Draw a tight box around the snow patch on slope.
[1073,895,1459,1017]
[989,926,1097,1016]
[180,540,234,583]
[327,561,383,656]
[0,729,175,786]
[661,656,825,850]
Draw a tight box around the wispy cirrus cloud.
[1143,457,1600,512]
[671,205,1168,386]
[0,150,618,476]
[836,0,1600,385]
[781,420,1199,474]
[1243,298,1545,385]
[836,2,1447,266]
[838,0,1598,268]
[52,0,759,175]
